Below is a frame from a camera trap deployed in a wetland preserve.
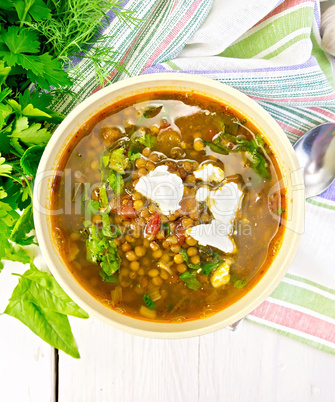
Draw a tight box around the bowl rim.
[33,73,305,338]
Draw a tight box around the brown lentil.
[138,167,148,176]
[160,253,170,263]
[130,261,140,271]
[152,249,163,259]
[142,147,151,157]
[148,203,157,213]
[170,244,181,253]
[191,255,200,265]
[150,242,159,251]
[160,270,169,280]
[152,276,163,287]
[149,153,159,162]
[174,254,184,264]
[138,268,145,276]
[129,271,137,279]
[133,200,144,211]
[146,161,155,171]
[125,251,138,261]
[133,191,142,200]
[194,138,205,151]
[176,263,187,273]
[120,268,130,276]
[148,268,159,277]
[135,158,146,168]
[134,246,146,257]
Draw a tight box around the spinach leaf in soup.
[201,256,223,275]
[108,148,128,174]
[180,271,202,291]
[204,129,271,179]
[135,133,156,148]
[86,224,121,276]
[180,248,201,270]
[143,105,163,119]
[107,170,124,196]
[99,270,119,283]
[50,91,286,324]
[143,293,157,310]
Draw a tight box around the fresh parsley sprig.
[0,0,140,358]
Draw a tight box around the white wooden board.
[3,264,334,402]
[58,317,335,402]
[2,6,335,402]
[0,262,55,402]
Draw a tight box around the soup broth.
[51,91,286,322]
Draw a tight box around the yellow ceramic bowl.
[33,73,305,338]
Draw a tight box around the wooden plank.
[198,320,335,402]
[58,317,199,402]
[0,262,56,402]
[58,314,335,402]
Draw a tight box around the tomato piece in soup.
[146,213,160,235]
[174,219,186,244]
[119,199,137,219]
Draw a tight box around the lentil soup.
[51,91,286,322]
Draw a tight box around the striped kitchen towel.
[52,0,335,354]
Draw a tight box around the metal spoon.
[293,123,335,198]
[230,123,335,331]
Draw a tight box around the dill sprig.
[29,0,142,86]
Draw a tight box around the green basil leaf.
[4,299,80,358]
[4,263,88,358]
[14,263,88,318]
[101,155,109,168]
[101,215,121,238]
[101,214,113,237]
[234,279,247,288]
[180,248,189,262]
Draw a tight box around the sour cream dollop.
[190,182,243,253]
[135,165,184,214]
[194,163,224,183]
[188,220,236,254]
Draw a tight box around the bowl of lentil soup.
[34,73,304,337]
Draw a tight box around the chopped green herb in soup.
[51,91,286,322]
